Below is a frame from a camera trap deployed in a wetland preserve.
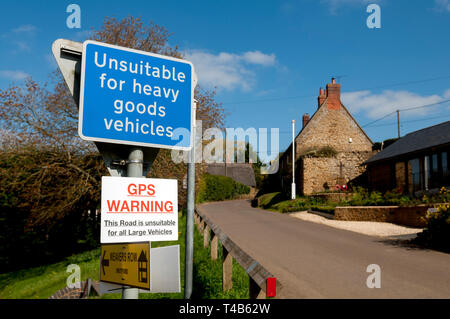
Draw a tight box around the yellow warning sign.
[100,243,150,290]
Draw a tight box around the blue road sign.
[79,40,195,150]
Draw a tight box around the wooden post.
[222,246,233,291]
[249,276,265,299]
[210,233,218,260]
[203,225,210,248]
[200,219,205,232]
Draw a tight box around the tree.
[0,16,225,269]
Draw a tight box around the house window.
[443,152,449,186]
[409,158,421,193]
[424,156,430,190]
[431,153,439,189]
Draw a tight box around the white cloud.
[242,51,276,66]
[13,41,31,52]
[0,70,30,80]
[434,0,450,12]
[12,24,37,35]
[321,0,377,14]
[342,89,447,119]
[443,89,450,99]
[184,50,277,91]
[74,30,94,41]
[1,25,37,52]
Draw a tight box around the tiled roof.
[365,121,450,164]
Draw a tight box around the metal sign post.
[184,119,196,299]
[122,147,144,299]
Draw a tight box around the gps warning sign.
[101,176,178,243]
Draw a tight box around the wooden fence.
[194,205,281,299]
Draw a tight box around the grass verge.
[0,212,249,299]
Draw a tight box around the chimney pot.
[318,87,326,108]
[326,79,341,110]
[302,113,310,128]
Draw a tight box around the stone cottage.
[278,78,374,195]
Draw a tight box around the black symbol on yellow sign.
[138,250,148,283]
[102,250,109,275]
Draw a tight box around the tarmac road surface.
[196,200,450,298]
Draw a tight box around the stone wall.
[301,151,373,195]
[296,102,373,154]
[334,206,397,223]
[395,161,406,192]
[393,205,430,228]
[334,205,432,228]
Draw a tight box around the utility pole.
[397,110,400,138]
[291,120,296,200]
[224,130,227,177]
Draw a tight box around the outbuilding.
[365,120,450,194]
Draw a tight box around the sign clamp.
[111,158,151,168]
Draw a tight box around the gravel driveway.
[289,211,423,239]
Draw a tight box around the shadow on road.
[375,235,450,255]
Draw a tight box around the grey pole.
[122,147,144,299]
[184,123,196,299]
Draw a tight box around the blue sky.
[1,0,450,156]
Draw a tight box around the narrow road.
[196,200,450,298]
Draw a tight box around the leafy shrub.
[300,146,337,158]
[310,205,335,214]
[196,173,250,203]
[416,204,450,252]
[275,199,308,213]
[257,194,336,214]
[234,182,250,196]
[256,192,285,209]
[348,187,415,206]
[383,190,414,206]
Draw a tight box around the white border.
[78,40,196,151]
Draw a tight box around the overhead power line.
[222,75,450,106]
[362,99,450,128]
[364,114,450,128]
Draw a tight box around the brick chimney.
[302,113,310,128]
[317,87,326,108]
[326,77,341,110]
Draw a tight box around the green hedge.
[196,173,250,203]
